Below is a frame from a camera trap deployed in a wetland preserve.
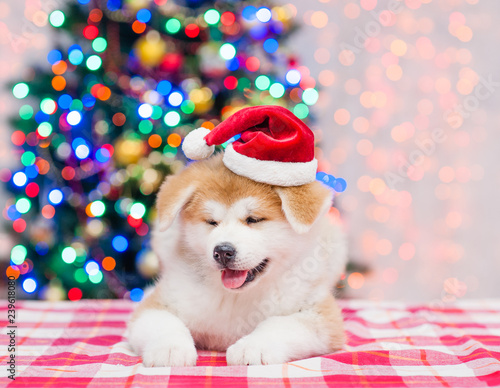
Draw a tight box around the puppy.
[128,154,347,366]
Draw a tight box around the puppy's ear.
[156,175,197,232]
[275,182,333,234]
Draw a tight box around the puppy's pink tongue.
[221,269,248,289]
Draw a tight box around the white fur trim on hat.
[223,143,318,187]
[182,127,215,160]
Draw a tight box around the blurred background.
[1,0,498,302]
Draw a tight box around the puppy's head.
[156,154,332,291]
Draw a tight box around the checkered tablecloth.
[1,299,500,387]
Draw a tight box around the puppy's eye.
[206,220,218,227]
[246,217,264,225]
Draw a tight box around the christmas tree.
[3,0,328,300]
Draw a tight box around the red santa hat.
[181,105,318,186]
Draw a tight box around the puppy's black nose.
[213,243,236,266]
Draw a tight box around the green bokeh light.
[92,37,107,53]
[237,78,251,92]
[138,120,153,134]
[89,270,103,284]
[37,122,53,137]
[302,88,319,105]
[40,98,57,114]
[86,55,102,71]
[166,18,181,34]
[13,83,29,99]
[164,111,181,127]
[49,10,65,27]
[269,83,285,98]
[293,103,309,119]
[255,75,271,91]
[90,201,105,217]
[163,144,177,157]
[151,105,163,120]
[74,268,87,283]
[16,198,31,214]
[70,99,83,111]
[62,247,77,264]
[219,43,236,60]
[11,245,27,265]
[181,100,195,114]
[130,202,146,219]
[204,9,220,25]
[19,105,34,120]
[21,151,36,166]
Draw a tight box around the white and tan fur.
[128,154,347,366]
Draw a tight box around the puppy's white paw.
[141,337,198,367]
[226,335,287,365]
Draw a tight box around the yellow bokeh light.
[399,243,415,261]
[318,69,335,86]
[369,178,387,196]
[348,272,365,289]
[373,206,391,223]
[439,166,455,183]
[386,64,403,81]
[345,79,361,95]
[456,25,473,42]
[376,239,392,255]
[334,108,350,125]
[310,11,328,28]
[435,77,451,94]
[417,99,434,115]
[356,139,373,156]
[339,49,355,66]
[360,91,373,108]
[372,91,387,108]
[314,47,330,64]
[390,39,408,56]
[456,78,474,95]
[344,3,360,19]
[357,175,372,192]
[353,117,369,133]
[446,211,463,229]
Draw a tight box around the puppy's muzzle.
[213,243,236,267]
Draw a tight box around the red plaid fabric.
[1,299,500,387]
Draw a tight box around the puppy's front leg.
[226,296,344,365]
[128,289,197,367]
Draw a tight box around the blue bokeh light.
[156,80,172,96]
[130,288,144,302]
[136,9,152,23]
[263,38,279,53]
[47,50,62,65]
[58,94,73,109]
[112,235,128,252]
[48,189,64,205]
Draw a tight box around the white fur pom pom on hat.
[181,127,215,160]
